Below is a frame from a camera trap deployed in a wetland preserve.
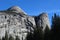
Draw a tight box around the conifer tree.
[26,32,33,40]
[26,26,44,40]
[15,36,20,40]
[2,37,5,40]
[5,32,9,40]
[9,35,14,40]
[33,27,43,40]
[50,13,60,40]
[44,25,50,40]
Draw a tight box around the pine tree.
[9,35,14,40]
[44,25,50,40]
[26,26,44,40]
[5,32,9,40]
[26,32,33,40]
[15,36,20,40]
[2,37,5,40]
[33,27,43,40]
[0,39,1,40]
[50,13,60,40]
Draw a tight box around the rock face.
[0,6,50,40]
[35,13,51,31]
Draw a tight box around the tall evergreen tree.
[44,25,50,40]
[0,39,1,40]
[50,13,60,40]
[5,32,9,40]
[33,27,43,40]
[9,35,14,40]
[26,26,44,40]
[2,37,5,40]
[15,36,20,40]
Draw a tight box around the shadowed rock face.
[35,13,51,31]
[0,6,50,40]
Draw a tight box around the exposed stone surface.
[0,6,50,40]
[35,13,51,31]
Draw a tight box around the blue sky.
[0,0,60,25]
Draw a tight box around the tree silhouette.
[26,26,44,40]
[26,32,33,40]
[15,36,20,40]
[5,32,9,40]
[50,13,60,40]
[44,25,50,40]
[33,27,43,40]
[9,35,14,40]
[2,37,5,40]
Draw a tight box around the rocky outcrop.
[0,6,50,40]
[35,13,51,31]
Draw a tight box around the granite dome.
[0,6,51,40]
[8,6,27,14]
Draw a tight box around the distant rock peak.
[7,6,27,15]
[38,12,48,17]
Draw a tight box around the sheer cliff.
[0,6,50,40]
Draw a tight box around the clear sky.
[0,0,60,25]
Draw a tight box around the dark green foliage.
[5,32,9,40]
[44,25,50,40]
[2,37,5,40]
[0,39,1,40]
[26,26,44,40]
[9,35,14,40]
[26,32,33,40]
[15,36,20,40]
[33,27,43,40]
[50,13,60,40]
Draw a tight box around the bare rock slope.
[0,6,50,40]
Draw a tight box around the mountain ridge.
[0,6,50,40]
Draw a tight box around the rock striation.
[0,6,51,40]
